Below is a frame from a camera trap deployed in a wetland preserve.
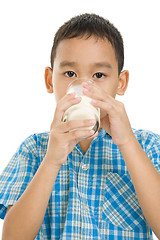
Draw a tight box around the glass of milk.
[62,79,100,139]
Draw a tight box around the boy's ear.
[45,67,53,93]
[117,70,129,96]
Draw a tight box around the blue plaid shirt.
[0,128,160,239]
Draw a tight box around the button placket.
[77,156,90,204]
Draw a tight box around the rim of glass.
[67,78,95,90]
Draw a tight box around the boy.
[0,13,160,239]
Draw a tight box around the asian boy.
[1,13,160,239]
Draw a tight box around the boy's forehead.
[55,37,118,68]
[56,36,113,53]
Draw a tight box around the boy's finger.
[66,128,96,141]
[58,119,97,133]
[53,93,82,124]
[82,81,113,103]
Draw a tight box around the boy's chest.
[46,147,148,238]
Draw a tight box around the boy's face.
[45,36,128,118]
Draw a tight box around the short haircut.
[50,13,124,75]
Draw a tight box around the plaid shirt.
[0,128,160,239]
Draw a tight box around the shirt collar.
[74,128,111,154]
[96,128,110,139]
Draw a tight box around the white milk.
[63,95,100,136]
[62,79,100,138]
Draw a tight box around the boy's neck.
[79,139,93,154]
[79,128,101,154]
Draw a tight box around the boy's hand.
[45,92,98,167]
[82,81,135,147]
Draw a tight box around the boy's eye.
[93,72,105,79]
[65,71,77,78]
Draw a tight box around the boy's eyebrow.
[59,61,112,69]
[59,61,77,68]
[93,62,112,69]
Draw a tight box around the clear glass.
[62,78,100,139]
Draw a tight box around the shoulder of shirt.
[132,128,160,140]
[19,131,50,158]
[132,128,160,150]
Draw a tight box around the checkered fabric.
[0,128,160,239]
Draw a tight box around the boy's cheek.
[54,89,67,102]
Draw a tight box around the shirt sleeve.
[143,131,160,175]
[0,135,38,219]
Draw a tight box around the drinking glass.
[62,78,100,138]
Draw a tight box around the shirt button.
[81,164,89,170]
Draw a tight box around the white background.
[0,0,159,239]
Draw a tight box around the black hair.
[50,13,124,75]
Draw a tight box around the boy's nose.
[73,78,94,84]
